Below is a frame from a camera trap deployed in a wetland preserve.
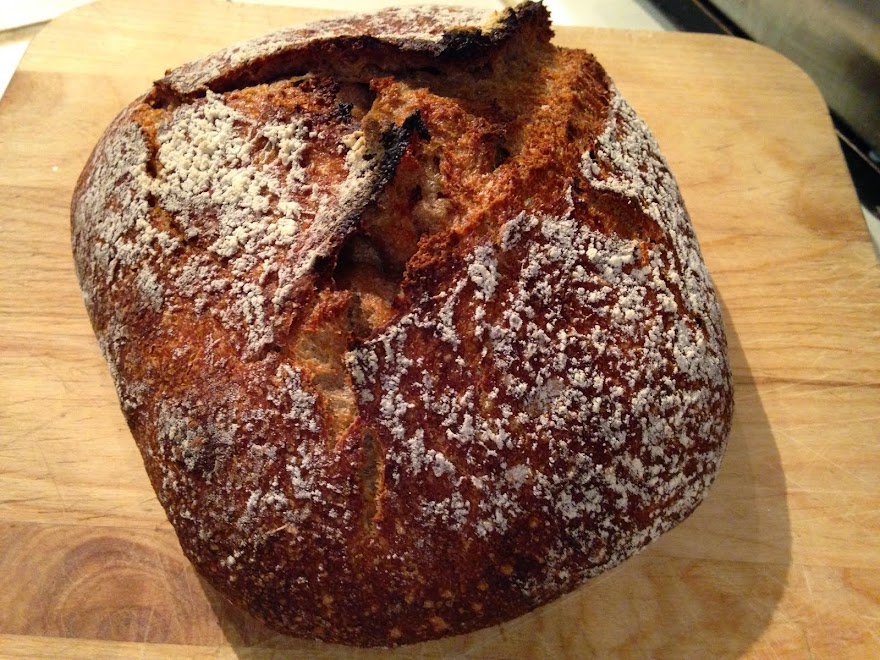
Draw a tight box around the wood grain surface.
[1,0,878,657]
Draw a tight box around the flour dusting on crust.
[346,88,729,598]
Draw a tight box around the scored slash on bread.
[71,1,733,647]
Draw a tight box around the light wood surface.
[1,0,878,657]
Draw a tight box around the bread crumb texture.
[71,1,732,647]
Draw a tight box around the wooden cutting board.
[1,0,878,657]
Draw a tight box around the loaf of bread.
[71,1,732,647]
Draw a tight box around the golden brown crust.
[71,1,732,647]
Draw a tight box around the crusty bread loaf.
[71,1,733,647]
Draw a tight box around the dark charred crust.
[438,0,552,54]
